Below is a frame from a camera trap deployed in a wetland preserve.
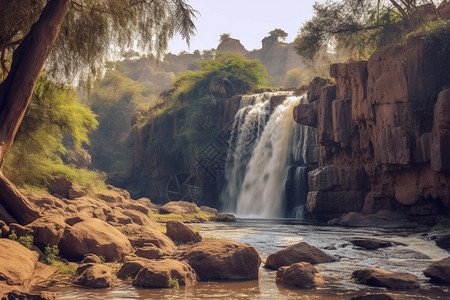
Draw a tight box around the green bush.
[2,75,102,190]
[8,230,34,249]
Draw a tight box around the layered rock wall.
[294,36,450,223]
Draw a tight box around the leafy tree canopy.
[0,0,198,80]
[294,0,439,60]
[143,52,268,169]
[262,28,288,48]
[2,75,102,189]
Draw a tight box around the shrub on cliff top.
[142,53,268,169]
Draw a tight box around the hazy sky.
[167,0,318,54]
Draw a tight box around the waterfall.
[221,91,317,218]
[221,93,275,212]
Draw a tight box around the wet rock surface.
[423,257,450,284]
[180,240,261,280]
[276,262,325,288]
[352,268,420,290]
[265,242,333,270]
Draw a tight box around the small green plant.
[168,278,180,289]
[99,255,106,264]
[8,230,34,249]
[42,245,60,264]
[41,245,77,276]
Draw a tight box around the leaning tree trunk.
[0,0,70,224]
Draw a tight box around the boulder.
[265,242,333,270]
[351,239,392,250]
[423,257,450,283]
[276,262,325,288]
[159,201,200,214]
[58,218,133,261]
[1,291,56,300]
[0,239,38,286]
[94,190,125,203]
[132,259,197,288]
[81,254,102,264]
[199,206,218,215]
[136,198,159,214]
[121,224,176,255]
[135,245,165,259]
[215,213,236,222]
[180,240,261,280]
[352,268,419,289]
[73,264,112,288]
[27,215,66,248]
[329,210,414,228]
[76,263,96,275]
[8,223,32,236]
[48,177,73,199]
[117,257,152,279]
[165,221,202,244]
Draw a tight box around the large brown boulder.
[132,259,197,288]
[276,262,325,288]
[180,240,261,281]
[117,257,152,279]
[264,242,333,270]
[159,201,200,214]
[27,215,66,248]
[73,264,112,288]
[352,268,419,289]
[423,257,450,283]
[121,224,176,255]
[58,218,133,261]
[165,221,202,244]
[0,239,38,287]
[134,245,165,259]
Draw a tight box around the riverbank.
[1,184,449,299]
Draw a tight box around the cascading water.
[221,92,318,218]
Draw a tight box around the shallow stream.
[50,219,450,299]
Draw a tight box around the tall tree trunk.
[0,0,70,224]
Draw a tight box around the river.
[50,219,450,299]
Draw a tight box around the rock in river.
[180,240,261,280]
[265,242,333,270]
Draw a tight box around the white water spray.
[235,96,300,217]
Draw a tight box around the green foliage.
[41,245,77,276]
[2,75,103,189]
[421,20,450,58]
[8,230,34,249]
[294,0,437,61]
[99,255,106,264]
[168,278,180,289]
[0,0,198,81]
[88,70,156,172]
[283,68,310,88]
[262,28,288,48]
[144,53,268,168]
[42,245,60,265]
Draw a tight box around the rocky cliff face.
[124,96,242,205]
[294,36,450,224]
